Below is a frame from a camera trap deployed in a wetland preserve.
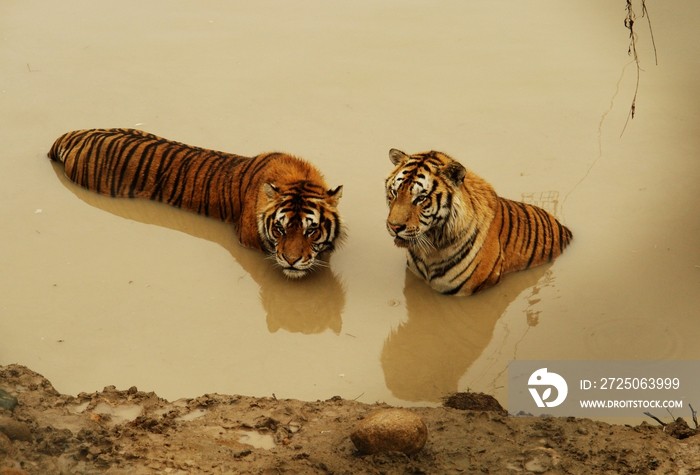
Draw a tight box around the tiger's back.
[49,128,345,277]
[48,128,248,222]
[494,197,572,275]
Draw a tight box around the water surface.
[1,1,699,415]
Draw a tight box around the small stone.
[0,390,18,412]
[88,445,103,455]
[350,408,428,455]
[442,392,505,413]
[0,418,32,442]
[0,431,16,457]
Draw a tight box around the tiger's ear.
[327,185,343,207]
[441,161,467,186]
[389,148,409,166]
[263,183,279,200]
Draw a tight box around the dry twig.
[644,411,667,426]
[620,0,658,137]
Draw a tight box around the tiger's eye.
[306,226,320,239]
[272,223,285,238]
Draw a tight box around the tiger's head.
[385,149,474,250]
[258,181,344,278]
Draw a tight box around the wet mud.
[3,365,700,474]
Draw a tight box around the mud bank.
[1,365,700,474]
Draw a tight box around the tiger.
[384,149,572,296]
[48,128,345,278]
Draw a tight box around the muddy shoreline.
[1,364,700,474]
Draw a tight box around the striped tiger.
[48,128,345,278]
[385,149,572,295]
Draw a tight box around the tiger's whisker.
[311,259,330,269]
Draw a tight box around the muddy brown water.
[1,1,699,418]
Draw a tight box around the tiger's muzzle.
[277,254,315,279]
[387,222,422,248]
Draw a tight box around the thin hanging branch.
[641,0,658,65]
[620,0,657,137]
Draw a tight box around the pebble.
[0,431,16,457]
[350,408,428,455]
[0,390,18,412]
[0,418,32,442]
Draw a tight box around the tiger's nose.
[283,254,301,266]
[387,223,406,234]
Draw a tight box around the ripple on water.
[585,316,681,360]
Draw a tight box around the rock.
[350,408,428,455]
[0,431,16,458]
[0,390,18,412]
[0,418,32,442]
[442,392,505,413]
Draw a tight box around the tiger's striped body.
[385,149,572,295]
[49,128,344,278]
